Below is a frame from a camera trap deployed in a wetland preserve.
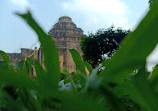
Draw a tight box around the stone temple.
[0,16,84,73]
[48,16,84,72]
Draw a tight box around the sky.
[0,0,157,70]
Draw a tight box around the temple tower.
[48,16,84,72]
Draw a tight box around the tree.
[80,26,130,67]
[149,0,154,7]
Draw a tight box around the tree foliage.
[80,27,130,67]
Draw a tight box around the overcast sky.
[1,0,157,70]
[0,0,149,52]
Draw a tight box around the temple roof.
[48,16,84,38]
[59,16,72,22]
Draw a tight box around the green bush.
[0,0,158,110]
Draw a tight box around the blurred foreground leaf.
[16,11,60,89]
[100,0,158,85]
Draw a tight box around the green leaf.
[69,49,87,88]
[16,59,25,71]
[84,61,93,74]
[0,50,11,63]
[69,49,87,76]
[148,64,158,93]
[0,61,9,68]
[0,50,14,70]
[34,60,46,82]
[21,58,32,76]
[0,88,23,111]
[117,69,158,111]
[25,58,32,75]
[100,0,158,85]
[16,11,60,89]
[55,92,105,111]
[0,67,35,90]
[34,60,52,96]
[18,89,42,111]
[149,64,158,81]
